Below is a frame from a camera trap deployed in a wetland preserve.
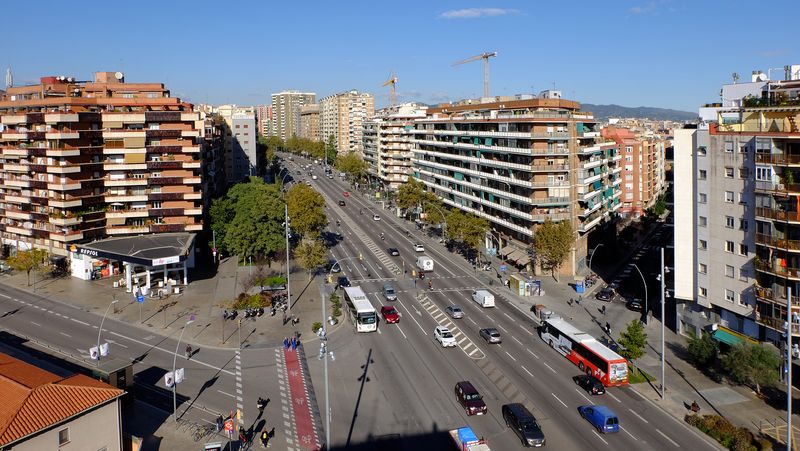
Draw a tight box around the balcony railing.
[755,258,800,279]
[755,286,800,307]
[756,233,800,251]
[757,315,800,335]
[755,206,800,222]
[755,153,800,166]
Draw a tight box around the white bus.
[343,286,378,333]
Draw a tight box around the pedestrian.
[282,310,287,325]
[283,337,289,349]
[291,336,297,350]
[185,344,192,359]
[568,298,574,307]
[215,415,223,433]
[261,429,269,448]
[605,322,611,334]
[428,279,432,290]
[239,426,248,445]
[602,305,607,315]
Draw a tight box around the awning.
[499,245,516,256]
[508,250,531,266]
[711,326,758,347]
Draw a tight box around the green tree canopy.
[396,179,425,211]
[293,238,328,280]
[6,248,48,286]
[286,183,327,238]
[686,331,719,367]
[532,219,573,281]
[618,320,648,365]
[721,342,781,394]
[335,152,369,182]
[445,210,489,252]
[324,135,337,164]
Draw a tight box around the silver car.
[445,305,464,319]
[479,328,502,344]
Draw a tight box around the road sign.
[89,346,99,360]
[224,419,234,432]
[99,342,109,357]
[175,367,185,384]
[136,294,145,303]
[164,371,174,388]
[500,265,507,272]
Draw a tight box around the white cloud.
[439,8,518,19]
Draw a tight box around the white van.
[416,256,434,272]
[471,290,495,308]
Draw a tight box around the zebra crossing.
[417,294,485,360]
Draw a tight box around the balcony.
[148,177,184,186]
[48,182,82,191]
[105,194,148,203]
[3,163,29,172]
[147,161,183,170]
[755,286,800,307]
[755,206,800,223]
[50,230,84,242]
[6,226,33,236]
[107,210,149,219]
[582,158,606,170]
[756,233,800,251]
[146,145,183,153]
[148,208,185,217]
[145,129,181,138]
[1,115,26,125]
[579,211,604,233]
[150,224,188,233]
[757,315,800,335]
[47,163,81,174]
[149,192,188,201]
[106,225,150,235]
[47,148,81,157]
[104,178,148,187]
[2,132,27,140]
[44,113,80,123]
[184,177,202,184]
[755,153,800,166]
[5,179,31,188]
[4,194,30,204]
[49,215,82,226]
[45,132,80,140]
[103,162,147,171]
[102,130,146,139]
[5,209,32,220]
[755,258,800,280]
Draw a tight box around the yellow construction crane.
[382,72,398,106]
[452,52,498,98]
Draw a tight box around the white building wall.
[673,128,697,303]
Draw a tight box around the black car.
[502,403,546,447]
[338,200,346,206]
[626,298,644,312]
[387,248,400,256]
[574,374,606,395]
[337,276,351,289]
[595,287,615,302]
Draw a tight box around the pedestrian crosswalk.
[417,294,485,360]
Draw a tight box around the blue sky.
[3,1,799,112]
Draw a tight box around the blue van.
[579,405,619,433]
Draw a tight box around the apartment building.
[411,93,622,275]
[364,103,427,190]
[256,104,271,136]
[0,71,203,256]
[320,90,374,154]
[299,103,320,141]
[270,91,316,141]
[602,126,667,218]
[674,65,800,346]
[228,113,257,181]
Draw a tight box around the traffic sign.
[136,294,145,303]
[89,346,99,360]
[224,419,234,432]
[500,265,507,272]
[164,371,174,388]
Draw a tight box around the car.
[382,283,397,301]
[343,191,350,197]
[445,305,464,319]
[312,175,318,180]
[381,306,399,323]
[502,403,546,447]
[337,276,350,289]
[578,405,619,434]
[434,326,457,348]
[373,214,381,221]
[327,174,334,179]
[574,374,606,395]
[387,247,400,256]
[414,244,425,252]
[455,381,487,416]
[338,200,346,206]
[328,260,341,273]
[595,287,615,302]
[305,180,312,185]
[626,298,644,312]
[479,328,502,344]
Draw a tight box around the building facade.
[320,90,374,154]
[256,104,271,137]
[270,91,315,141]
[299,103,320,141]
[411,94,622,275]
[363,103,427,190]
[0,72,203,256]
[228,113,257,181]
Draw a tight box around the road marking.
[628,408,649,423]
[575,389,592,404]
[107,331,235,375]
[396,300,427,335]
[505,351,517,362]
[591,430,608,445]
[656,428,680,447]
[527,349,539,359]
[70,318,90,326]
[543,362,556,373]
[0,294,9,299]
[607,392,621,402]
[621,426,638,441]
[502,311,515,322]
[59,332,71,337]
[107,340,128,349]
[513,336,523,345]
[377,328,382,334]
[496,324,508,333]
[217,390,236,398]
[551,393,568,408]
[521,366,534,377]
[396,325,408,339]
[30,321,41,327]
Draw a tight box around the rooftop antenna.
[732,72,740,84]
[5,67,12,89]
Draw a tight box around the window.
[152,201,162,209]
[725,241,734,253]
[699,263,707,274]
[235,124,240,128]
[724,191,734,203]
[698,169,707,180]
[739,244,748,256]
[58,428,69,445]
[739,219,748,231]
[699,216,707,227]
[697,146,707,156]
[699,193,707,204]
[725,265,734,278]
[739,144,748,153]
[725,141,734,153]
[725,289,735,303]
[739,167,749,179]
[699,287,708,297]
[739,266,749,281]
[724,167,734,178]
[738,193,747,205]
[725,216,734,228]
[755,166,772,181]
[244,124,249,128]
[626,146,633,153]
[699,239,707,250]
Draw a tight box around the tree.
[324,135,337,165]
[445,210,489,257]
[397,179,425,211]
[293,238,328,280]
[721,342,781,394]
[286,184,327,238]
[617,320,648,366]
[646,194,667,218]
[532,219,573,281]
[7,248,48,286]
[686,331,719,367]
[335,152,369,182]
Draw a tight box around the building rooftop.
[0,353,123,446]
[73,233,195,267]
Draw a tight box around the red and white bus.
[539,317,628,386]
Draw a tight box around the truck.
[471,290,495,308]
[416,256,434,272]
[449,427,490,451]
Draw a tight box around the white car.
[435,326,457,348]
[312,175,318,180]
[373,214,381,221]
[414,244,425,252]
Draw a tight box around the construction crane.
[452,52,497,98]
[382,72,398,106]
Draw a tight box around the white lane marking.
[0,294,9,299]
[521,366,534,378]
[575,389,592,404]
[59,332,71,337]
[505,351,517,362]
[217,390,236,398]
[513,336,523,345]
[551,393,568,408]
[377,328,382,334]
[607,392,621,403]
[396,325,408,339]
[107,331,235,376]
[628,408,649,424]
[467,317,477,326]
[107,340,128,349]
[30,321,41,327]
[656,428,680,447]
[621,426,638,441]
[70,318,90,326]
[543,362,557,373]
[502,311,515,322]
[527,349,539,359]
[591,430,608,445]
[396,300,427,335]
[496,324,508,333]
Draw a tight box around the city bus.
[539,317,628,386]
[343,286,378,333]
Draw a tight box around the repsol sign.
[79,248,99,257]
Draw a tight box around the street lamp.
[95,298,119,367]
[632,263,648,325]
[655,248,670,400]
[588,243,603,275]
[279,168,293,321]
[172,317,195,423]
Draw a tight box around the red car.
[343,191,350,197]
[381,306,399,324]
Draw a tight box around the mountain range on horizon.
[581,103,697,122]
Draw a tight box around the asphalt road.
[288,154,718,450]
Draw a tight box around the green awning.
[711,327,757,347]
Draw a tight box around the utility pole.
[285,204,292,319]
[788,286,793,451]
[660,247,665,400]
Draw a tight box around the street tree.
[324,135,337,164]
[721,342,781,394]
[617,320,648,366]
[421,192,446,225]
[7,248,49,286]
[286,184,327,238]
[445,210,489,256]
[686,331,719,367]
[396,179,425,211]
[532,219,573,282]
[293,238,328,280]
[335,152,368,182]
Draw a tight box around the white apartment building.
[320,90,374,154]
[270,91,316,141]
[364,103,427,190]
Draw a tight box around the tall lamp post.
[655,247,670,400]
[95,298,119,367]
[172,317,195,422]
[279,168,293,320]
[632,263,648,325]
[588,243,603,275]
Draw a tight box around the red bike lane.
[284,346,322,450]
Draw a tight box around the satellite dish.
[757,73,768,82]
[114,71,124,80]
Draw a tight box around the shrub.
[332,306,342,318]
[312,322,323,333]
[231,293,269,310]
[685,414,758,451]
